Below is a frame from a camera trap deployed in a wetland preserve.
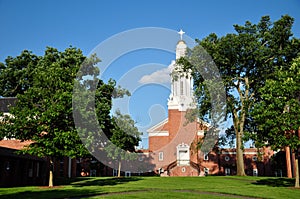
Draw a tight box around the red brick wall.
[148,108,274,177]
[169,165,199,176]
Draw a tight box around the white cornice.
[147,118,168,133]
[148,131,169,137]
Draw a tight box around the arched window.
[180,81,183,95]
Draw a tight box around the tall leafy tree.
[73,58,134,178]
[1,46,136,185]
[2,47,90,186]
[0,50,39,97]
[253,57,300,187]
[178,15,300,176]
[105,110,141,177]
[0,47,106,186]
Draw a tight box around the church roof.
[147,118,168,133]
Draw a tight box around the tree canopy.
[178,15,300,176]
[253,56,300,150]
[105,110,141,177]
[0,47,139,185]
[0,50,39,97]
[1,47,88,158]
[253,56,300,186]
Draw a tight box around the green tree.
[178,15,300,176]
[253,56,300,187]
[105,110,141,177]
[0,47,99,186]
[0,50,39,97]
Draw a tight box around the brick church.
[144,30,274,177]
[0,31,275,181]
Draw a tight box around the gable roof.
[147,118,168,133]
[0,97,17,113]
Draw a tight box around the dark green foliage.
[178,15,300,176]
[0,50,39,97]
[253,56,300,151]
[0,47,89,158]
[106,110,141,159]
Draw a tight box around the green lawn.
[0,176,299,199]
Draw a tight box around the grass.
[0,176,299,199]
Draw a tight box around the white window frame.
[204,152,209,161]
[113,169,118,177]
[253,169,258,176]
[125,171,131,177]
[225,156,230,161]
[177,143,190,165]
[138,156,144,162]
[158,152,164,161]
[180,81,184,95]
[225,168,230,176]
[204,168,209,175]
[252,156,258,161]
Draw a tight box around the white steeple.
[167,30,196,111]
[176,29,187,59]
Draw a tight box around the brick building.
[0,97,80,186]
[0,98,49,187]
[145,31,274,177]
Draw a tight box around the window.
[182,167,186,173]
[177,143,190,165]
[125,171,131,177]
[225,156,230,161]
[204,152,209,161]
[113,169,118,177]
[180,81,183,95]
[204,168,209,176]
[59,158,64,177]
[253,169,258,176]
[138,156,144,162]
[178,150,189,165]
[225,168,230,176]
[159,152,164,161]
[5,161,10,171]
[197,130,204,136]
[36,162,40,177]
[28,162,33,177]
[90,169,96,177]
[252,156,257,161]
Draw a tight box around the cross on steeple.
[178,29,185,40]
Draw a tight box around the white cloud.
[139,65,173,84]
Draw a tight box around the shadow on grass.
[70,176,141,187]
[55,176,141,187]
[252,178,295,187]
[0,177,143,199]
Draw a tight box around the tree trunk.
[295,154,299,188]
[232,88,247,176]
[285,146,292,178]
[236,131,246,176]
[292,152,296,177]
[49,158,54,187]
[117,161,121,178]
[296,129,300,188]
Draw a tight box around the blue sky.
[1,0,300,148]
